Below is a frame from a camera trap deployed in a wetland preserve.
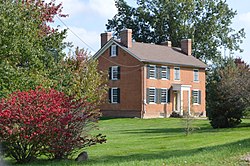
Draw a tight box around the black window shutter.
[146,88,150,103]
[198,90,201,104]
[157,66,162,79]
[117,88,120,103]
[117,66,120,79]
[167,89,171,103]
[109,46,112,56]
[108,88,111,103]
[156,88,161,104]
[108,67,112,80]
[116,45,118,56]
[167,67,170,79]
[147,65,150,79]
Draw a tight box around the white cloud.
[59,0,117,18]
[63,26,100,54]
[238,12,250,26]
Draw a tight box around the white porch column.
[180,90,183,115]
[188,89,191,115]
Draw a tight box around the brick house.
[93,29,207,118]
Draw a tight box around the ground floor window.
[148,88,156,103]
[192,90,201,104]
[147,88,170,104]
[109,88,120,103]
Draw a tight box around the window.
[192,90,201,104]
[109,88,120,103]
[148,88,156,103]
[110,45,117,57]
[161,89,167,103]
[161,66,170,79]
[109,66,120,80]
[148,65,156,79]
[193,69,199,82]
[147,88,170,104]
[174,67,180,80]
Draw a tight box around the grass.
[4,118,250,166]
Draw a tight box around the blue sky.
[55,0,250,63]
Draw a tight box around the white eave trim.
[92,38,142,62]
[141,59,207,69]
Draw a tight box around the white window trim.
[149,65,156,79]
[111,66,118,80]
[149,87,156,104]
[111,87,118,104]
[174,67,180,81]
[161,88,168,103]
[192,89,200,105]
[161,66,169,80]
[110,45,117,57]
[193,69,199,82]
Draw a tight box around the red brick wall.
[97,46,143,118]
[143,65,206,118]
[97,45,206,118]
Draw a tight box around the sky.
[54,0,250,63]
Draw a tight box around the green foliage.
[207,58,250,128]
[49,47,108,105]
[0,1,66,98]
[106,0,245,63]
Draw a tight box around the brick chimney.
[120,29,132,48]
[101,32,112,47]
[161,41,172,47]
[181,39,192,56]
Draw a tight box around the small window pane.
[161,89,167,103]
[112,88,118,103]
[161,67,167,79]
[174,67,180,80]
[149,88,156,103]
[194,69,199,81]
[193,90,199,104]
[149,65,156,78]
[111,45,117,56]
[111,66,118,80]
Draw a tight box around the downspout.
[142,64,146,118]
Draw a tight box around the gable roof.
[93,39,207,68]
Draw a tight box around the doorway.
[173,91,180,112]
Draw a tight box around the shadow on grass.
[7,138,250,166]
[120,120,250,136]
[85,138,250,165]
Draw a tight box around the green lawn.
[5,118,250,166]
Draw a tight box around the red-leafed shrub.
[0,87,106,163]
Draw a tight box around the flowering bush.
[0,87,106,163]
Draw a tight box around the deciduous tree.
[207,57,250,128]
[106,0,245,63]
[0,0,66,98]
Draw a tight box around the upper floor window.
[174,67,180,81]
[193,69,199,82]
[192,90,201,104]
[161,66,170,80]
[148,65,156,79]
[109,88,120,103]
[109,66,120,80]
[110,45,117,57]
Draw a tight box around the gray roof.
[122,42,207,68]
